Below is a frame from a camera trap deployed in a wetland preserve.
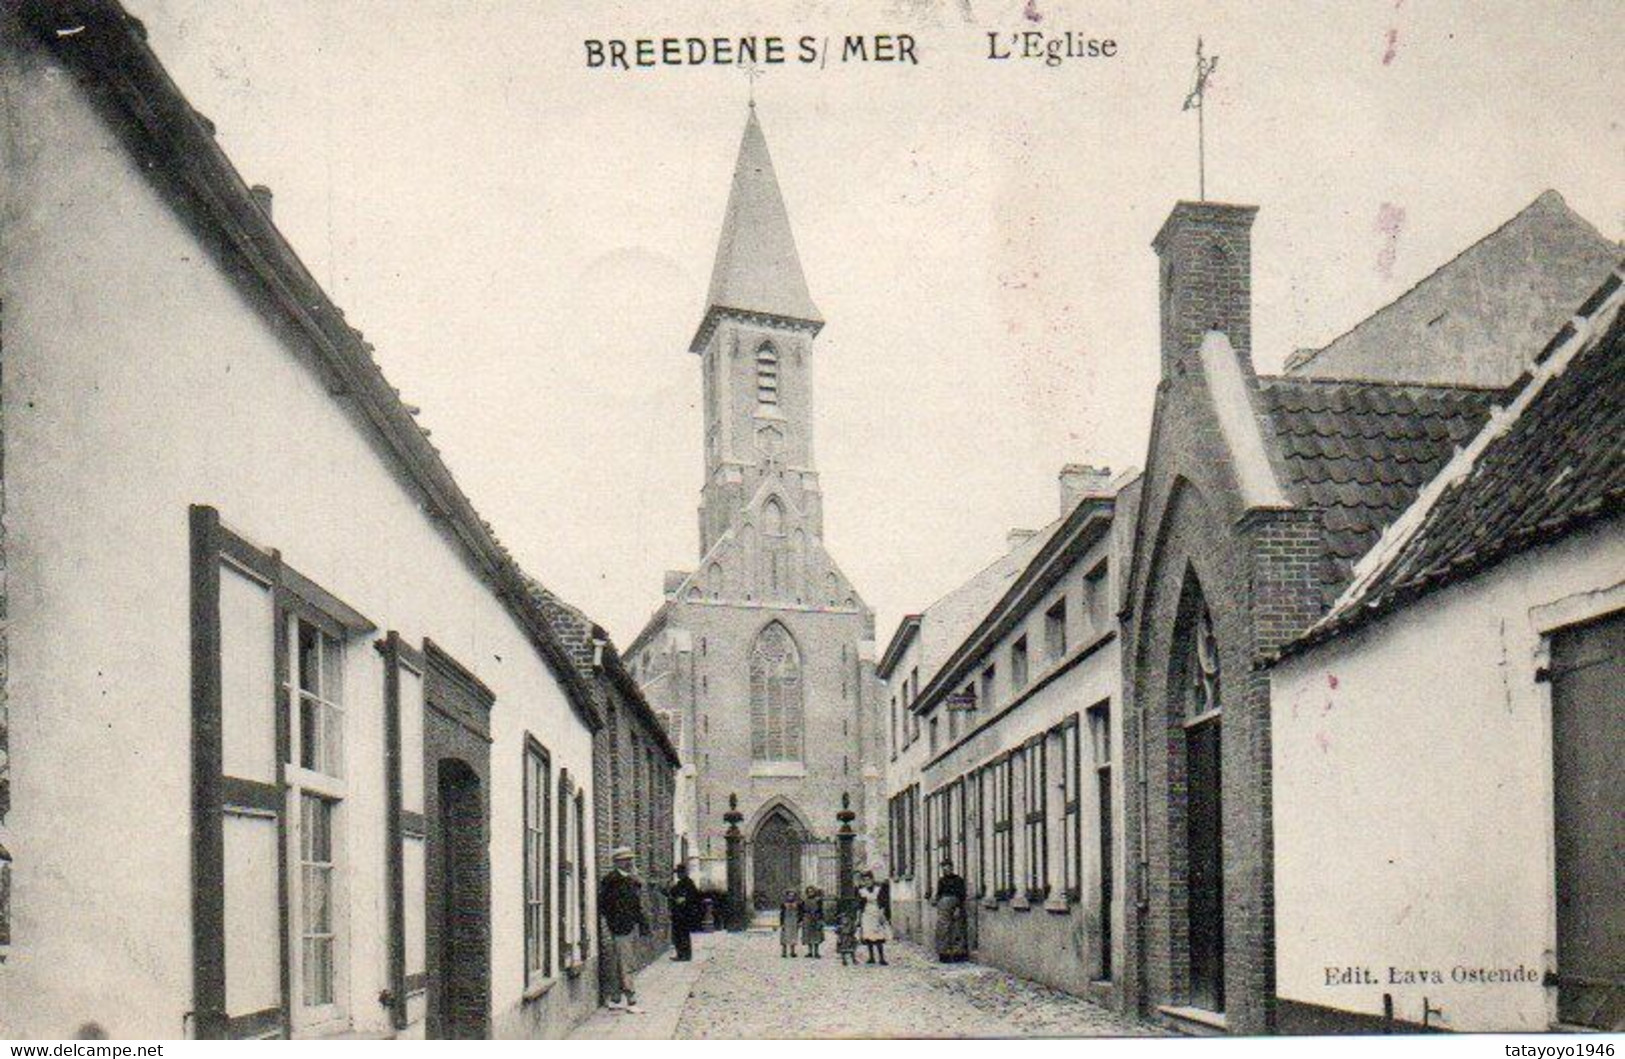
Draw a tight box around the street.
[572,930,1164,1039]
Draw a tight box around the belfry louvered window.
[756,343,780,405]
[749,622,803,762]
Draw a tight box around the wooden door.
[1185,716,1224,1013]
[1551,611,1623,1030]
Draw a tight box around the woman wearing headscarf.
[933,858,970,963]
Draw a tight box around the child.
[801,885,826,958]
[835,898,860,966]
[856,871,891,965]
[778,888,802,958]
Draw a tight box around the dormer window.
[756,343,780,405]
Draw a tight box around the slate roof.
[1257,376,1498,594]
[1286,266,1625,653]
[698,108,822,337]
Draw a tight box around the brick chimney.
[249,183,273,219]
[1058,463,1112,514]
[1152,201,1258,378]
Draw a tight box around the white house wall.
[0,28,595,1039]
[1270,522,1624,1033]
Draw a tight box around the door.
[434,760,489,1039]
[752,810,803,911]
[1185,715,1224,1013]
[1550,611,1624,1030]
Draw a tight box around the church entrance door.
[751,809,804,911]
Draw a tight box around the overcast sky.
[128,0,1623,646]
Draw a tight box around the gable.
[1287,191,1619,388]
[675,477,868,613]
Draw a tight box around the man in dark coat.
[665,862,701,961]
[599,846,650,1013]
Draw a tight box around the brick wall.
[1122,199,1327,1036]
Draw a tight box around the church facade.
[626,110,883,905]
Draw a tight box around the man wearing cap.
[599,846,650,1013]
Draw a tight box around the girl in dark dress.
[801,886,826,958]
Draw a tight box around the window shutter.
[190,507,288,1040]
[381,632,428,1029]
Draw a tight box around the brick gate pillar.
[724,793,746,932]
[836,792,856,901]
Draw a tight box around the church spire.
[690,108,822,351]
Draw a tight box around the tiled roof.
[1257,377,1498,594]
[524,578,599,680]
[525,577,681,765]
[1292,267,1625,650]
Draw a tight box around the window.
[1084,560,1111,638]
[299,794,337,1009]
[992,755,1014,898]
[756,342,780,404]
[890,696,898,757]
[1088,705,1112,980]
[929,789,942,896]
[1062,718,1081,900]
[1024,738,1048,900]
[750,623,804,762]
[297,621,344,778]
[929,716,940,756]
[907,785,919,878]
[952,779,967,879]
[981,665,997,710]
[1186,605,1221,718]
[288,616,347,1028]
[1045,598,1068,661]
[974,767,989,897]
[1011,636,1030,691]
[523,740,551,983]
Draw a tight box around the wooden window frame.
[189,506,373,1040]
[523,737,552,986]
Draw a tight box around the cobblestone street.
[574,930,1165,1039]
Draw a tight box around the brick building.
[1120,192,1618,1034]
[528,584,680,992]
[626,107,884,905]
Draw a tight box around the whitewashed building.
[0,1,604,1039]
[1268,265,1624,1033]
[882,466,1138,1008]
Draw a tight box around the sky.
[126,0,1623,646]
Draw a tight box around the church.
[625,108,884,907]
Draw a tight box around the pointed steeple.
[690,108,822,351]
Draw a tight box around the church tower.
[627,107,883,902]
[693,107,826,557]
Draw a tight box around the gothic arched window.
[763,498,785,537]
[756,343,780,405]
[1178,581,1221,719]
[750,622,804,762]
